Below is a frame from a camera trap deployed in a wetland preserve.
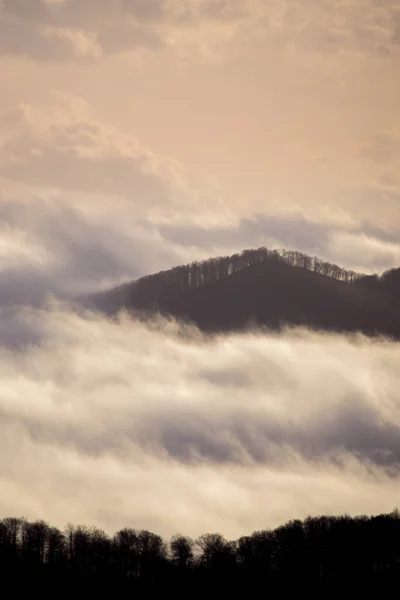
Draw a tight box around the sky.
[1,0,400,539]
[1,0,400,297]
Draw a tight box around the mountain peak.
[91,247,400,339]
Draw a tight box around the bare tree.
[170,534,194,570]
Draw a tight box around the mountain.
[356,268,400,299]
[89,247,400,339]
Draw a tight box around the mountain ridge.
[88,247,400,339]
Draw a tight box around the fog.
[1,304,400,538]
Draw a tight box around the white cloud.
[1,308,400,537]
[0,197,188,304]
[327,230,400,273]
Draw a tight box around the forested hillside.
[91,247,400,339]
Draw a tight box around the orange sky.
[1,0,400,277]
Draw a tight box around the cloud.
[266,0,400,58]
[0,86,399,309]
[3,0,164,24]
[159,213,400,273]
[2,0,399,62]
[327,230,400,273]
[0,198,188,306]
[0,306,45,349]
[0,97,181,206]
[0,94,226,306]
[96,21,161,54]
[0,10,104,60]
[0,0,170,60]
[1,307,400,537]
[160,213,330,252]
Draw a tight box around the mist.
[1,304,400,538]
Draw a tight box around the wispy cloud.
[1,307,400,537]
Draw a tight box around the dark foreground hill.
[90,247,400,339]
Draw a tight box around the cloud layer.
[1,0,400,61]
[1,307,400,537]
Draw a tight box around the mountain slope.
[356,268,400,299]
[91,249,400,338]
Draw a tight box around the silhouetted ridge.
[131,247,362,306]
[92,247,400,339]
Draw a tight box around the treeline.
[357,267,400,298]
[2,511,400,583]
[134,247,361,303]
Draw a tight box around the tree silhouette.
[3,510,400,586]
[196,533,236,576]
[170,534,194,571]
